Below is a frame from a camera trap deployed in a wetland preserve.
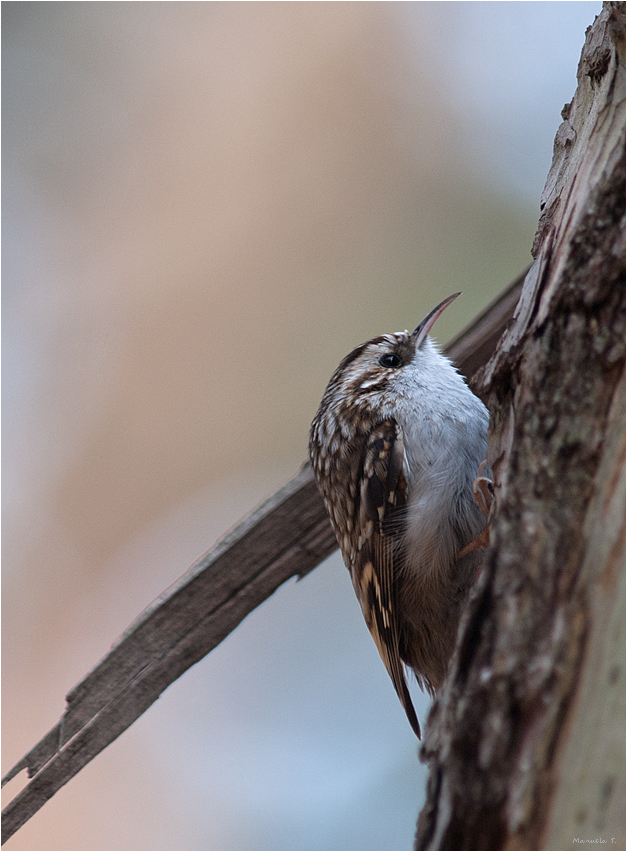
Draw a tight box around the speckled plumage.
[309,294,489,738]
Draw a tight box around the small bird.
[309,293,490,738]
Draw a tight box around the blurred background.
[2,2,601,849]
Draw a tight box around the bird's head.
[314,293,461,436]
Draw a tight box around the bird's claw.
[456,461,494,559]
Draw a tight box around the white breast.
[392,338,489,580]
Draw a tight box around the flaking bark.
[415,4,626,850]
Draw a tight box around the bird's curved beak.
[411,292,461,349]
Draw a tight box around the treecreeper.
[309,293,492,737]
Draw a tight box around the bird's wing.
[351,419,421,739]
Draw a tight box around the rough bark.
[415,4,625,850]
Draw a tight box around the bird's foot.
[456,461,494,559]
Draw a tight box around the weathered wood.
[1,465,335,842]
[415,3,625,849]
[1,275,523,845]
[446,267,526,393]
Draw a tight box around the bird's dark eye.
[379,352,401,368]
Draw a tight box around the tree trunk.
[415,4,625,850]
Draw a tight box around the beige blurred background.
[3,2,600,849]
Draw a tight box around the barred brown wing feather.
[352,420,421,738]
